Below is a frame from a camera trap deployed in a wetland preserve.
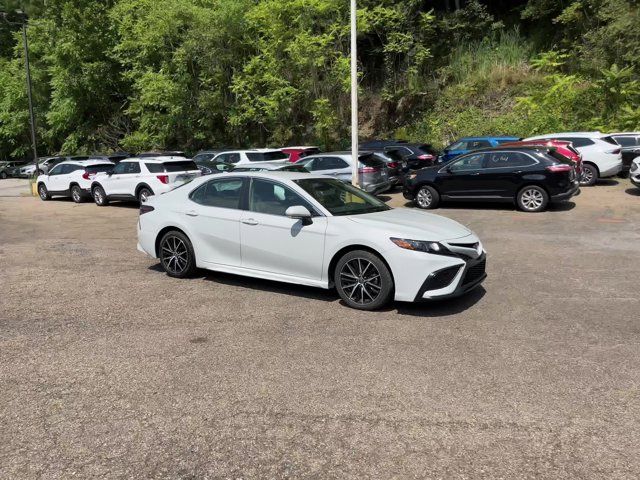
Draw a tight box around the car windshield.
[295,178,390,216]
[246,151,289,162]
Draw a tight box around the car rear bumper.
[551,182,580,201]
[364,181,392,195]
[599,161,623,178]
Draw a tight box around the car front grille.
[463,258,486,286]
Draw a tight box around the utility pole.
[350,0,359,188]
[1,10,38,169]
[21,22,38,167]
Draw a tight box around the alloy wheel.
[416,187,432,208]
[139,189,151,202]
[339,258,382,306]
[581,168,594,186]
[161,235,189,275]
[39,185,48,200]
[72,187,81,202]
[94,188,104,205]
[520,188,544,211]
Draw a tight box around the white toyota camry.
[137,172,487,310]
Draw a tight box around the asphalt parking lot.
[1,178,639,478]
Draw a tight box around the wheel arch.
[582,161,600,175]
[155,226,190,258]
[327,244,395,287]
[90,181,103,193]
[136,183,154,197]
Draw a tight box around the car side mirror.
[285,205,312,224]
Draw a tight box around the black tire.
[414,185,440,209]
[159,230,197,278]
[517,185,549,212]
[38,183,50,201]
[70,185,84,203]
[580,163,598,186]
[92,185,109,206]
[334,250,394,310]
[0,171,7,179]
[137,187,153,203]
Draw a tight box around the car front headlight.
[631,162,639,173]
[390,237,449,254]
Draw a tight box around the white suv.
[211,149,289,166]
[37,160,115,203]
[630,157,640,189]
[91,156,201,206]
[525,132,622,185]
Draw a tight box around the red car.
[501,139,583,178]
[281,146,321,163]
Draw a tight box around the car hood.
[347,208,473,241]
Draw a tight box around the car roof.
[281,146,319,150]
[58,159,114,167]
[529,132,603,138]
[458,136,520,141]
[233,162,282,170]
[608,132,640,136]
[224,171,324,181]
[127,156,191,163]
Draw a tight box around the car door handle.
[242,218,258,226]
[185,211,198,217]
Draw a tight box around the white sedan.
[137,172,486,310]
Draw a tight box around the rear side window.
[246,151,289,162]
[190,178,245,209]
[612,136,638,147]
[145,163,164,173]
[193,153,215,162]
[485,152,536,168]
[600,136,619,145]
[558,137,595,148]
[85,164,113,174]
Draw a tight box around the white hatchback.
[91,156,201,205]
[36,160,114,203]
[525,132,622,185]
[137,172,486,310]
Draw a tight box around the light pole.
[350,0,359,188]
[1,10,38,169]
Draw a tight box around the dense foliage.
[1,0,639,160]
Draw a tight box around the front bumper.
[413,253,487,302]
[631,174,640,187]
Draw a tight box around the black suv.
[609,133,640,176]
[403,147,580,212]
[360,140,439,170]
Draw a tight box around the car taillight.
[359,167,379,173]
[388,162,399,169]
[140,205,155,215]
[546,165,573,173]
[82,171,90,180]
[417,154,434,161]
[606,149,621,155]
[157,174,169,184]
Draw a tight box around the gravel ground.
[1,178,639,479]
